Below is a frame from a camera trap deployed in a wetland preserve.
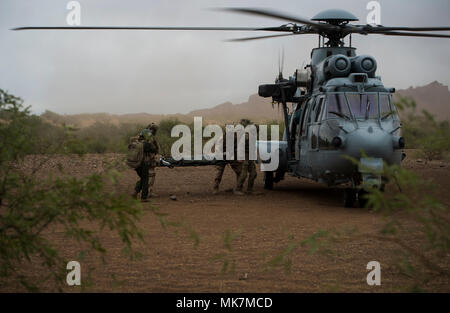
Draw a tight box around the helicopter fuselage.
[258,46,404,192]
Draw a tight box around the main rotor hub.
[311,9,359,46]
[311,9,359,23]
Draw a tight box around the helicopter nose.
[343,125,394,161]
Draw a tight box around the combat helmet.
[147,122,159,134]
[239,118,252,127]
[139,129,152,141]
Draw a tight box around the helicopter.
[13,8,450,207]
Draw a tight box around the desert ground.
[3,151,449,292]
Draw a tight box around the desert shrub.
[75,122,143,154]
[86,140,108,154]
[62,118,189,157]
[18,109,287,157]
[269,161,449,291]
[211,229,241,274]
[155,118,185,157]
[396,96,450,160]
[0,89,144,291]
[361,162,449,290]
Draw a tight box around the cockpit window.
[346,93,378,119]
[315,98,324,122]
[327,94,351,119]
[380,94,396,120]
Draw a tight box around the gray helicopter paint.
[258,45,404,189]
[310,47,356,67]
[311,9,359,22]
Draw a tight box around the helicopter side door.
[288,102,301,160]
[308,95,325,179]
[297,97,315,177]
[309,96,325,151]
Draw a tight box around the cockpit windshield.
[325,92,396,120]
[346,93,378,119]
[326,94,351,119]
[379,93,397,120]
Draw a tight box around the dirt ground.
[3,150,450,292]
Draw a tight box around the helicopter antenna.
[301,60,306,70]
[278,46,285,80]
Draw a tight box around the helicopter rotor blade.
[221,8,337,31]
[367,26,450,32]
[11,26,289,31]
[371,31,450,38]
[225,33,299,42]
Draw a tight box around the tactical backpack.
[126,140,144,169]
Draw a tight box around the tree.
[0,89,144,291]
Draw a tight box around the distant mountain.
[40,81,449,128]
[187,94,283,124]
[185,81,450,122]
[394,81,450,120]
[41,95,284,128]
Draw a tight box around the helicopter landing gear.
[264,171,274,190]
[344,188,367,208]
[344,188,357,208]
[344,188,378,208]
[357,189,369,208]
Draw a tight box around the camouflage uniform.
[146,124,159,197]
[213,133,242,193]
[214,161,242,190]
[235,119,257,194]
[235,132,257,194]
[133,126,159,200]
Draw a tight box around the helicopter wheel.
[344,188,356,208]
[358,189,369,208]
[264,171,274,190]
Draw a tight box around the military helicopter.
[13,8,450,207]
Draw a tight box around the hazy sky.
[0,0,449,115]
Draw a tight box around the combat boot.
[212,186,219,195]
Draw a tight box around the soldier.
[234,119,258,196]
[132,125,159,202]
[145,123,160,198]
[212,128,242,195]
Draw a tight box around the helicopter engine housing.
[350,55,377,78]
[315,54,351,85]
